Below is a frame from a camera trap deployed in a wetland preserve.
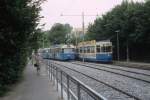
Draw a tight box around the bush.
[0,0,44,96]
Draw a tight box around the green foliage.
[48,23,72,44]
[0,0,44,96]
[69,33,82,46]
[86,1,150,61]
[41,31,50,48]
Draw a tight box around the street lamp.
[115,30,120,61]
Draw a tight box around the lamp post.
[115,30,120,61]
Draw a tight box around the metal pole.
[51,63,53,81]
[43,36,44,48]
[116,31,120,61]
[48,65,50,79]
[82,12,85,62]
[77,83,81,100]
[53,66,55,85]
[126,0,130,62]
[75,31,77,48]
[60,13,98,63]
[60,71,63,99]
[126,39,130,62]
[67,75,70,100]
[56,67,58,91]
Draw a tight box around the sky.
[40,0,144,30]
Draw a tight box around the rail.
[47,61,107,100]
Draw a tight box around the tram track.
[52,60,143,100]
[70,61,150,84]
[74,61,150,76]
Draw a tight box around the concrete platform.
[0,62,61,100]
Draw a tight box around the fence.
[47,61,107,100]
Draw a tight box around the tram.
[48,44,76,61]
[38,48,49,59]
[77,40,112,63]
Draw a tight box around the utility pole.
[43,36,44,48]
[126,0,131,62]
[115,30,120,61]
[61,12,98,62]
[126,39,129,62]
[82,12,85,62]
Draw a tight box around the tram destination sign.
[78,40,96,47]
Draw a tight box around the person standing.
[34,53,41,75]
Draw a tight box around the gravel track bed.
[53,63,134,100]
[53,61,150,100]
[113,61,150,70]
[72,62,150,83]
[75,61,150,76]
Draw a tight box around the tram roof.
[38,48,49,51]
[96,41,112,45]
[78,40,112,47]
[50,44,75,49]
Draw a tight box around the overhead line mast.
[61,12,99,62]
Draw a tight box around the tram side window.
[91,46,95,53]
[80,47,82,53]
[59,49,61,53]
[105,46,112,52]
[55,48,58,53]
[96,45,100,53]
[51,49,53,53]
[87,46,90,53]
[82,47,84,53]
[61,49,64,53]
[57,49,59,53]
[84,47,87,53]
[72,48,75,53]
[77,48,79,53]
[101,46,105,52]
[50,49,52,53]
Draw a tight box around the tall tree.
[48,23,72,44]
[86,1,150,61]
[0,0,44,95]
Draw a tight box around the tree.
[0,0,44,95]
[48,23,72,44]
[86,1,150,61]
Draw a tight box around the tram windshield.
[101,46,112,52]
[105,46,112,52]
[42,49,48,53]
[63,48,75,53]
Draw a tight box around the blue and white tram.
[77,40,112,63]
[49,44,76,61]
[38,48,49,59]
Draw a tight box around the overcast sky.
[40,0,144,30]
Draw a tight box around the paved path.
[0,62,60,100]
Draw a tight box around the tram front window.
[105,46,112,52]
[101,46,105,52]
[64,48,74,53]
[96,45,100,53]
